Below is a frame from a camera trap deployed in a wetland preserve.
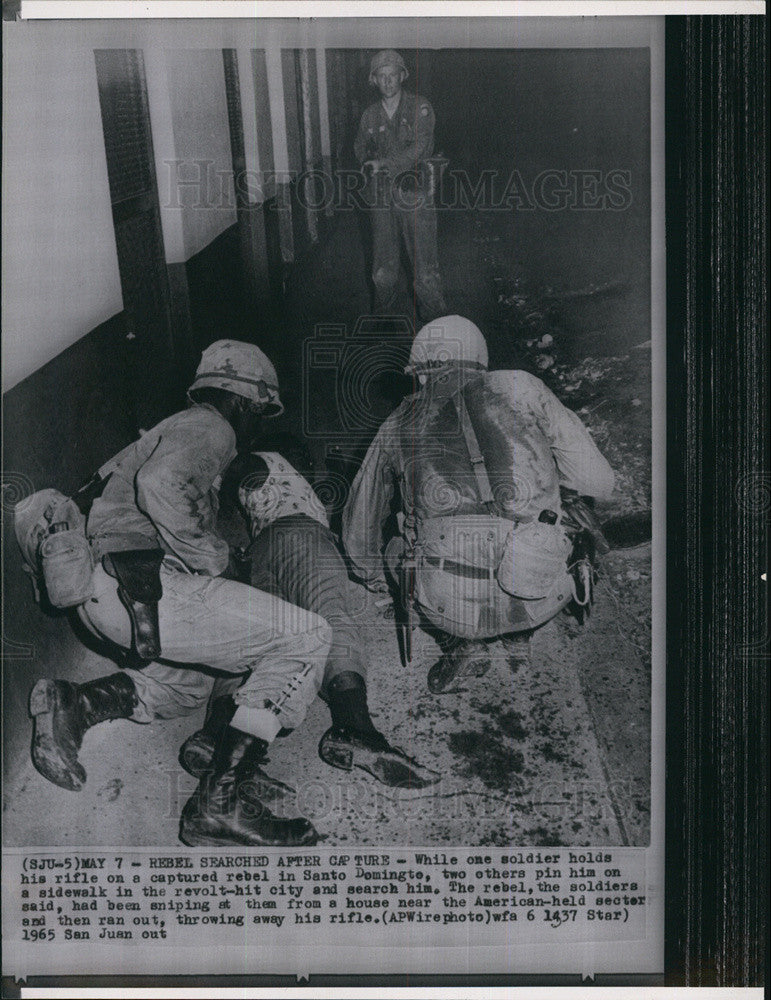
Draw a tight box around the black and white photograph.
[4,2,765,988]
[3,12,660,853]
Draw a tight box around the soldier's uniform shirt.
[354,91,436,178]
[81,404,330,740]
[88,404,235,573]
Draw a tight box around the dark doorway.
[222,48,276,314]
[94,48,181,426]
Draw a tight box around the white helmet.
[189,339,283,416]
[405,316,489,374]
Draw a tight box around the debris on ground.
[97,778,123,802]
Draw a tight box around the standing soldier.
[354,49,447,324]
[341,316,616,692]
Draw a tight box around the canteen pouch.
[496,519,572,600]
[14,489,94,608]
[40,526,95,608]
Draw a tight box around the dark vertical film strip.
[666,14,769,987]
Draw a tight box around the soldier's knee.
[307,612,333,651]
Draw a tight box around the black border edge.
[665,13,769,988]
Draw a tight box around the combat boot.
[178,695,237,779]
[427,636,491,693]
[29,673,138,791]
[179,726,319,847]
[319,727,439,788]
[179,696,295,799]
[500,631,532,673]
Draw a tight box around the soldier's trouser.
[77,559,331,742]
[370,194,446,322]
[205,516,368,711]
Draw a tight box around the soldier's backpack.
[451,386,571,600]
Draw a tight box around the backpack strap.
[451,388,497,516]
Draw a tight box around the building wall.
[251,49,276,196]
[1,26,123,393]
[281,49,303,175]
[165,48,238,261]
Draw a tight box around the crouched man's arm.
[520,371,615,501]
[135,410,236,575]
[341,421,398,591]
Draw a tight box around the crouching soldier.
[341,316,616,692]
[180,434,438,789]
[17,341,332,847]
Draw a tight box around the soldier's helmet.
[405,316,489,374]
[188,339,284,416]
[369,49,408,85]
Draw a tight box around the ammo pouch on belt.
[102,549,164,661]
[495,520,572,600]
[417,515,571,601]
[419,515,511,578]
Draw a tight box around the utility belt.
[412,513,571,601]
[423,554,495,580]
[368,159,446,204]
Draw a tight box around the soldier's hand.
[223,546,252,584]
[363,159,383,173]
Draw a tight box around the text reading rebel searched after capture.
[6,849,647,945]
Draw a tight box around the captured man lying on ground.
[182,432,438,793]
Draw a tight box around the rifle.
[396,546,417,668]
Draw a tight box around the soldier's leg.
[254,517,368,690]
[177,517,341,783]
[29,567,217,791]
[499,631,533,671]
[370,203,400,312]
[121,663,216,721]
[65,562,329,846]
[78,561,329,736]
[397,199,447,323]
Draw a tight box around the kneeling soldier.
[341,316,616,692]
[18,341,331,847]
